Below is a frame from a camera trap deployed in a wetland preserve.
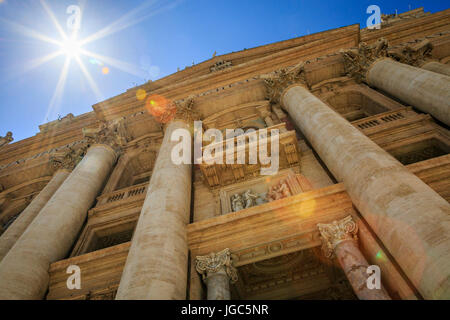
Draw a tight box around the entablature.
[198,124,300,189]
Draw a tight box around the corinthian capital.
[389,39,433,67]
[195,248,238,283]
[154,96,201,124]
[317,215,358,258]
[82,118,130,153]
[341,38,389,83]
[262,62,307,104]
[50,144,87,171]
[173,97,201,123]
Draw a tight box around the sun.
[59,37,82,59]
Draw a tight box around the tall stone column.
[264,64,450,299]
[421,61,450,77]
[318,216,391,300]
[0,121,127,299]
[195,248,238,300]
[116,98,198,300]
[342,38,450,126]
[0,169,69,262]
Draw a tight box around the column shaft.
[334,240,390,300]
[366,59,450,126]
[283,85,450,299]
[0,145,116,299]
[205,269,231,300]
[0,169,70,262]
[421,61,450,77]
[116,120,192,300]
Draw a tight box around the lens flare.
[102,67,109,74]
[145,94,176,123]
[136,89,146,101]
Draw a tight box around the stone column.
[116,98,197,300]
[318,216,391,300]
[195,248,238,300]
[0,121,127,299]
[263,64,450,299]
[0,169,69,262]
[342,38,450,126]
[421,61,450,77]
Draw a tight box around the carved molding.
[195,248,238,283]
[262,62,308,103]
[341,38,389,83]
[317,215,358,258]
[389,39,433,67]
[82,118,130,153]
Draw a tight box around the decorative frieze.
[317,215,358,258]
[195,248,238,283]
[341,38,389,83]
[262,62,308,103]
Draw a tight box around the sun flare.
[59,37,82,59]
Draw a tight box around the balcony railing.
[96,182,148,206]
[352,107,414,130]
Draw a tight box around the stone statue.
[242,189,258,208]
[267,179,292,202]
[231,193,244,212]
[255,192,268,206]
[0,132,13,147]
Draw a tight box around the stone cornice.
[317,215,358,258]
[195,248,238,283]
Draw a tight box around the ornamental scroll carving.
[82,118,130,153]
[50,144,88,171]
[195,248,238,283]
[262,62,308,103]
[317,215,358,258]
[341,38,389,83]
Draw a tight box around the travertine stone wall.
[282,84,450,299]
[0,169,70,262]
[116,120,192,300]
[0,145,116,299]
[367,59,450,126]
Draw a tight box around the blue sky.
[0,0,448,142]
